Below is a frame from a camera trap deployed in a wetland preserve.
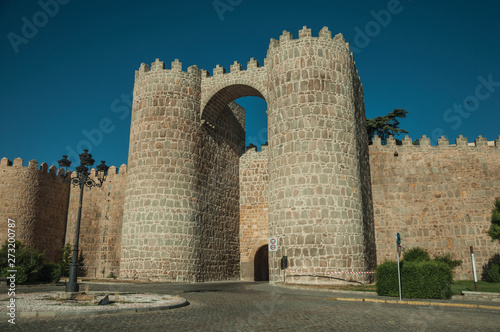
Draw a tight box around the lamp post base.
[65,282,79,293]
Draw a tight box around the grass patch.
[452,280,500,295]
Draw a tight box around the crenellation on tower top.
[200,69,209,78]
[138,63,150,74]
[319,26,332,39]
[420,135,431,146]
[402,135,412,146]
[40,162,48,173]
[151,58,165,71]
[108,166,117,176]
[0,157,11,167]
[247,58,259,70]
[213,64,226,76]
[496,136,500,146]
[188,65,200,75]
[333,33,345,42]
[279,30,293,42]
[119,164,127,174]
[372,135,382,146]
[28,159,38,169]
[387,135,396,146]
[171,59,182,71]
[230,61,242,73]
[13,157,23,167]
[456,135,468,147]
[269,38,279,49]
[49,165,57,175]
[298,26,312,38]
[438,135,449,146]
[475,135,488,147]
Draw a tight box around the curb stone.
[325,297,500,310]
[17,299,189,318]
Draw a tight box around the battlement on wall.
[369,134,500,149]
[267,26,360,78]
[0,157,127,177]
[268,26,346,49]
[242,143,269,154]
[135,58,203,78]
[205,57,264,78]
[136,26,358,84]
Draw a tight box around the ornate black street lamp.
[58,149,109,292]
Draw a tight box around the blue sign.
[397,233,401,246]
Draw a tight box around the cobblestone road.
[2,282,499,331]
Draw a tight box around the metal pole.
[397,234,402,301]
[273,251,275,285]
[65,173,86,292]
[470,246,479,292]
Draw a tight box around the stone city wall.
[0,158,69,262]
[239,145,270,280]
[370,134,500,280]
[65,165,126,278]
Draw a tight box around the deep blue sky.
[1,0,499,169]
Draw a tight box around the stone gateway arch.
[119,26,377,283]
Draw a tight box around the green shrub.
[401,261,453,299]
[403,247,431,262]
[39,263,62,283]
[434,254,462,271]
[482,254,500,283]
[487,199,500,242]
[0,240,45,284]
[376,259,453,299]
[376,261,400,297]
[58,243,72,277]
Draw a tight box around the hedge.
[376,260,453,299]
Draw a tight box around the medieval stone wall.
[370,135,500,279]
[266,26,375,283]
[239,145,269,280]
[65,165,126,278]
[0,158,69,262]
[195,100,244,281]
[121,59,244,282]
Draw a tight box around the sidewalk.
[275,282,500,310]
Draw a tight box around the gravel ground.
[0,292,184,312]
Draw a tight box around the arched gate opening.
[254,245,269,281]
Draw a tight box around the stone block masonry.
[240,145,270,280]
[1,26,498,283]
[65,165,127,278]
[266,27,375,283]
[370,135,500,279]
[0,158,69,262]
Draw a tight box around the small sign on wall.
[268,237,278,252]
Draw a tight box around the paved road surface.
[2,281,499,331]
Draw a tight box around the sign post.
[470,246,479,291]
[269,237,278,285]
[396,233,402,301]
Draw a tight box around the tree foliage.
[487,199,500,242]
[366,108,409,144]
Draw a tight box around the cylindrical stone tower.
[120,59,203,282]
[266,26,375,283]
